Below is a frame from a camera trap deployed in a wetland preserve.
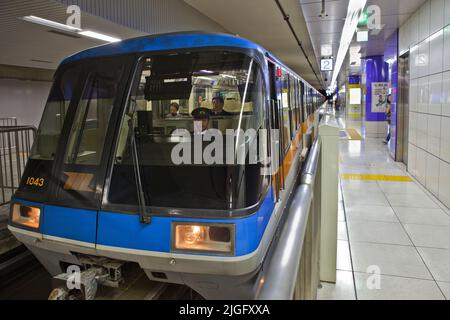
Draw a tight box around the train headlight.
[172,223,235,255]
[11,204,41,229]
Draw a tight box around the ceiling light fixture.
[21,15,121,43]
[79,30,121,43]
[321,44,333,57]
[330,0,367,89]
[22,15,81,32]
[357,30,368,42]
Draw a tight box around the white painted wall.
[0,79,51,127]
[399,0,450,208]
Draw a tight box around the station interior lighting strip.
[22,15,121,43]
[329,0,367,91]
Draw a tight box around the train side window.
[295,80,303,129]
[281,71,291,152]
[288,75,296,134]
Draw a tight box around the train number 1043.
[26,177,45,187]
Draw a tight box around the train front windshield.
[109,51,269,211]
[19,51,269,213]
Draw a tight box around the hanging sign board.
[321,58,333,71]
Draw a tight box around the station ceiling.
[0,0,429,92]
[300,0,427,88]
[185,0,325,91]
[0,0,145,70]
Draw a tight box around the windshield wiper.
[127,115,151,224]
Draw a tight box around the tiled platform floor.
[318,117,450,300]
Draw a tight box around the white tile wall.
[443,71,450,116]
[431,0,445,34]
[444,26,450,72]
[418,76,430,113]
[429,73,443,114]
[429,30,444,75]
[426,153,441,195]
[417,113,429,150]
[439,160,450,207]
[446,0,450,25]
[418,40,430,78]
[411,12,420,47]
[399,0,450,209]
[440,116,450,162]
[410,45,419,79]
[410,112,418,145]
[409,143,418,177]
[420,1,431,42]
[410,79,418,112]
[427,115,441,155]
[417,147,428,185]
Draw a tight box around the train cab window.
[16,65,82,198]
[54,59,128,204]
[64,73,121,166]
[30,66,80,161]
[108,51,269,212]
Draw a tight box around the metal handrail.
[0,118,18,127]
[0,125,36,205]
[256,138,321,300]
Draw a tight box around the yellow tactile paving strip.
[340,173,413,182]
[346,128,363,140]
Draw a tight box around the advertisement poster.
[372,82,389,113]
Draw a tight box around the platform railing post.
[311,151,321,296]
[318,114,339,283]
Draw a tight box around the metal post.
[318,114,340,283]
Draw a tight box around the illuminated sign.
[321,58,333,71]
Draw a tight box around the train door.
[268,62,284,202]
[397,53,410,164]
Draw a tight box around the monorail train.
[8,32,323,299]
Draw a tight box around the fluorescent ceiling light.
[321,44,333,56]
[357,30,368,42]
[79,30,121,43]
[196,76,215,81]
[330,0,367,89]
[21,15,121,43]
[22,15,81,32]
[222,74,237,79]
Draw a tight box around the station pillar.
[363,56,389,138]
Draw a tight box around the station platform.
[318,115,450,300]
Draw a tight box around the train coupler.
[49,258,125,300]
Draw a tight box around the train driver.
[191,107,211,133]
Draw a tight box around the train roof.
[62,31,266,64]
[61,31,318,91]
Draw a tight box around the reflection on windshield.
[109,51,268,211]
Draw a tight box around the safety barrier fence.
[0,118,17,127]
[256,107,339,300]
[0,126,36,205]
